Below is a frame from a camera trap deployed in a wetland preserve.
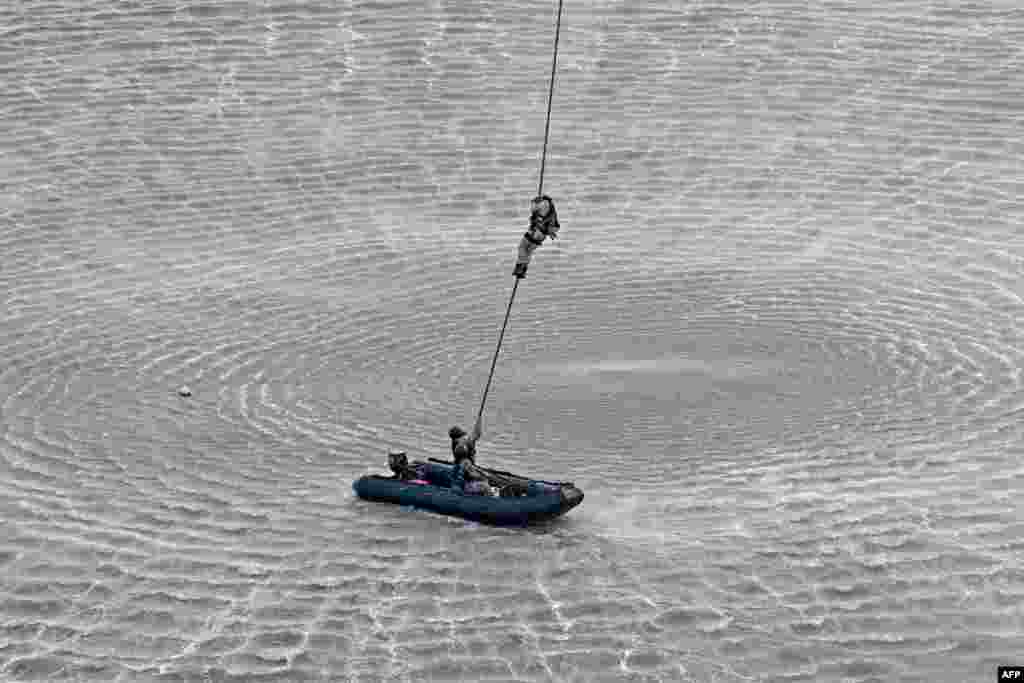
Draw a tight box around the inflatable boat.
[353,458,584,526]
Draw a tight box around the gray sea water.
[2,1,1023,681]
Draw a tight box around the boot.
[513,263,527,279]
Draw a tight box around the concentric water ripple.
[2,0,1022,682]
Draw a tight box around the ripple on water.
[1,1,1022,682]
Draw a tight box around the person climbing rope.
[448,417,482,464]
[448,418,492,495]
[513,195,560,278]
[474,0,566,440]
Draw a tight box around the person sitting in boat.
[512,195,560,279]
[451,452,492,495]
[387,451,421,481]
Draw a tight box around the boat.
[353,458,584,526]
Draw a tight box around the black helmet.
[453,443,471,461]
[449,426,466,439]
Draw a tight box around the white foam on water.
[536,354,787,381]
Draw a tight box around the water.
[2,1,1022,681]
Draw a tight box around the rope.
[474,0,564,430]
[537,0,566,197]
[475,277,519,427]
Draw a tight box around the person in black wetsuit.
[513,195,560,278]
[448,419,481,464]
[448,419,491,494]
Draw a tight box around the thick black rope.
[537,0,565,197]
[475,0,564,429]
[475,277,519,427]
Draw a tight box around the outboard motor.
[388,450,408,476]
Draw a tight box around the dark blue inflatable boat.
[353,459,584,526]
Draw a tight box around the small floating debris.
[177,385,192,397]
